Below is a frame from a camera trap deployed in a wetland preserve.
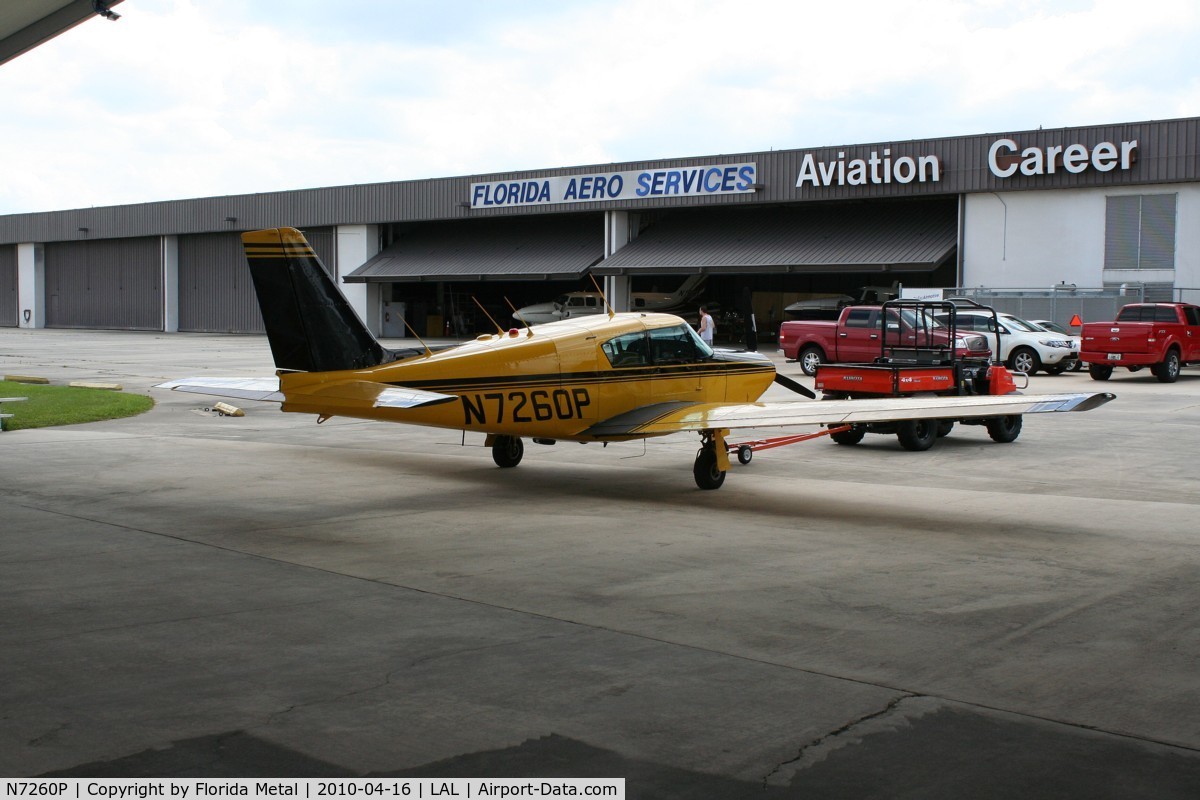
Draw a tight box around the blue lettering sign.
[737,165,754,190]
[472,162,755,207]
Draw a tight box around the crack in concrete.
[761,693,916,789]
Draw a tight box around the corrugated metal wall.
[44,237,161,329]
[177,226,334,333]
[300,227,336,275]
[3,118,1199,245]
[178,232,263,333]
[0,245,15,327]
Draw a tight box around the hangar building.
[1,116,1198,338]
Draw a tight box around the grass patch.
[1,381,154,431]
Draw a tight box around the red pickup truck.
[779,305,991,376]
[1080,303,1200,382]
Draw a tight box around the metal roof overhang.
[345,216,603,283]
[0,0,124,66]
[593,200,958,276]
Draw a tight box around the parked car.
[779,304,991,376]
[933,310,1076,374]
[1029,320,1082,372]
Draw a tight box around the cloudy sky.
[1,0,1198,215]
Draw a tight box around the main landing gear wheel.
[694,433,727,490]
[491,435,524,467]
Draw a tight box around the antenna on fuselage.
[588,273,615,318]
[504,297,534,337]
[398,315,433,358]
[472,296,505,335]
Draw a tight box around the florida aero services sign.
[471,163,757,208]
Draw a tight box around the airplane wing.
[584,392,1114,438]
[155,378,457,409]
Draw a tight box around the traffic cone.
[1069,314,1082,327]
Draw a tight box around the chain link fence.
[944,285,1200,326]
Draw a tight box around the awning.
[594,200,957,275]
[344,216,603,283]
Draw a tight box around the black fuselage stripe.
[391,364,773,393]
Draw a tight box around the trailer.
[812,298,1031,450]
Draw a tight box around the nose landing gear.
[694,429,730,490]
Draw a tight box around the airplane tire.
[986,415,1022,443]
[896,419,937,451]
[693,448,726,490]
[492,435,524,468]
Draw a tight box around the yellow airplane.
[158,228,1114,490]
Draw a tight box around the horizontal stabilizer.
[156,377,457,410]
[373,386,458,409]
[155,377,284,402]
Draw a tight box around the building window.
[1104,194,1177,270]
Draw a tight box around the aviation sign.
[471,162,757,208]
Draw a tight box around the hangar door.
[45,238,161,330]
[179,232,264,333]
[0,245,15,327]
[179,227,337,333]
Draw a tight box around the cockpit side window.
[601,331,649,367]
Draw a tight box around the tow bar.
[728,425,853,464]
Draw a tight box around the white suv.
[934,310,1077,374]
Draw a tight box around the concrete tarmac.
[2,327,1199,797]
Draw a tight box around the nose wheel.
[693,429,730,490]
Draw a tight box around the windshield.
[1000,314,1042,333]
[649,324,714,362]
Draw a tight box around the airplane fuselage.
[278,313,775,441]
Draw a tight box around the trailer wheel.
[737,444,753,465]
[936,420,955,437]
[798,345,825,377]
[896,419,937,451]
[1088,363,1113,381]
[986,415,1022,443]
[829,426,865,445]
[1153,349,1181,383]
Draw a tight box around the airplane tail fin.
[670,273,707,304]
[242,228,392,373]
